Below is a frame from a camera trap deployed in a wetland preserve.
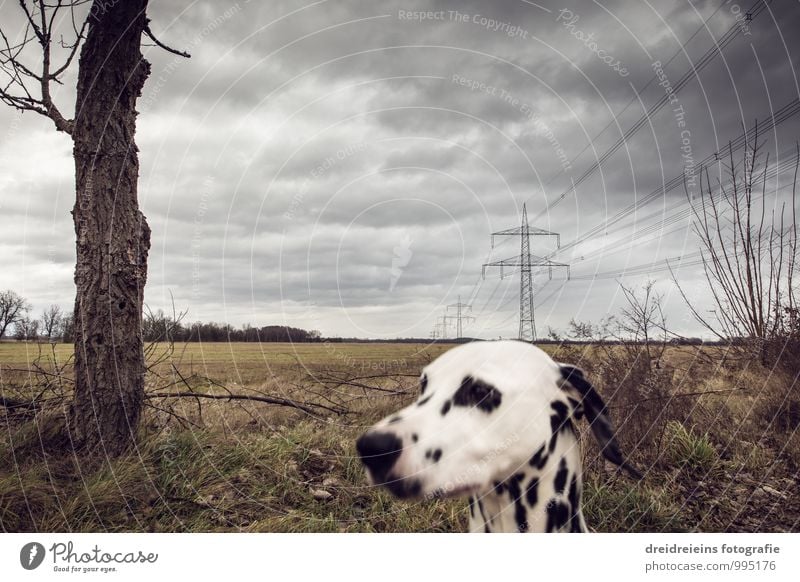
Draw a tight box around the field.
[1,341,798,532]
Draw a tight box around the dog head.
[356,340,639,500]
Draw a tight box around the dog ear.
[559,365,642,479]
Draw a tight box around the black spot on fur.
[551,400,569,423]
[568,475,582,533]
[417,394,432,407]
[546,499,570,532]
[550,400,573,436]
[554,458,568,494]
[468,496,475,518]
[548,403,572,460]
[493,481,504,494]
[529,444,548,470]
[567,397,584,420]
[568,474,579,507]
[424,449,432,459]
[411,433,418,443]
[548,432,558,454]
[385,478,422,499]
[525,476,539,507]
[420,374,428,394]
[505,474,529,532]
[388,415,402,424]
[431,449,442,463]
[477,498,489,527]
[441,400,452,416]
[452,375,502,413]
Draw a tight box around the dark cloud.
[1,0,799,338]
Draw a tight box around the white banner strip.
[2,533,798,581]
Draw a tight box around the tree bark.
[68,0,151,456]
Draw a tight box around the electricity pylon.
[444,295,474,338]
[431,315,448,339]
[482,204,569,342]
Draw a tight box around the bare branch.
[50,14,88,78]
[146,391,335,417]
[0,0,82,133]
[678,132,800,363]
[18,0,45,42]
[143,22,190,58]
[608,388,742,410]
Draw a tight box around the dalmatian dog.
[356,340,641,532]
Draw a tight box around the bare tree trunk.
[68,0,151,455]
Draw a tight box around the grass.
[0,341,450,389]
[664,421,719,471]
[1,340,798,532]
[583,477,686,532]
[0,341,447,367]
[0,415,465,532]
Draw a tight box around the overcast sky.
[1,0,799,339]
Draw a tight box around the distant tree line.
[0,292,321,343]
[0,290,74,342]
[142,309,322,343]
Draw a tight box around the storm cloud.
[1,0,799,338]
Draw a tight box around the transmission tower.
[444,295,474,338]
[431,315,449,339]
[482,204,569,342]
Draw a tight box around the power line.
[530,0,774,221]
[570,251,705,281]
[537,0,730,193]
[569,143,800,265]
[572,228,797,283]
[568,153,800,281]
[467,0,784,337]
[553,98,800,258]
[469,101,798,337]
[473,3,786,327]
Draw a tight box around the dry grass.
[1,341,798,532]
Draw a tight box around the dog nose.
[356,431,403,481]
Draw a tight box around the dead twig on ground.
[145,391,337,416]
